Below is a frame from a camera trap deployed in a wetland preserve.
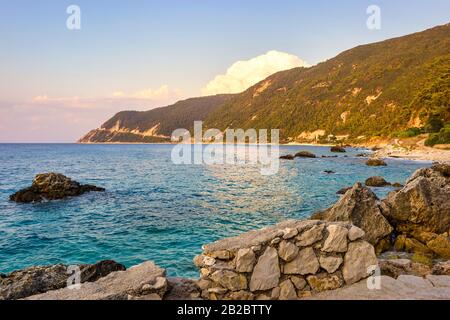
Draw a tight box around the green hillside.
[204,23,450,143]
[79,24,449,144]
[78,94,233,142]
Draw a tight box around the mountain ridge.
[79,23,450,144]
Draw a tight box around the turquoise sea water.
[0,144,427,278]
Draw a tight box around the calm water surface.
[0,144,427,277]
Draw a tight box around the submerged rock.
[365,176,391,187]
[280,154,295,160]
[0,260,125,300]
[330,146,346,153]
[366,158,387,166]
[9,173,105,203]
[295,151,316,158]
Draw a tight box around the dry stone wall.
[194,220,377,300]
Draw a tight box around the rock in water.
[330,146,346,153]
[366,158,387,166]
[365,176,391,187]
[280,154,295,160]
[0,260,125,300]
[381,163,450,235]
[316,182,393,245]
[294,151,316,158]
[9,173,105,203]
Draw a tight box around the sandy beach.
[372,138,450,163]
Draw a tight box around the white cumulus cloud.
[201,50,309,96]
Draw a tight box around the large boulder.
[312,183,393,245]
[330,146,346,153]
[10,173,105,203]
[0,260,125,300]
[365,176,391,187]
[381,163,450,235]
[366,158,387,166]
[280,154,295,160]
[295,151,316,158]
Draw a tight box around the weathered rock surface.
[378,258,431,278]
[381,163,450,236]
[322,225,348,253]
[25,261,166,300]
[365,176,391,187]
[348,226,365,241]
[342,241,378,285]
[0,260,125,300]
[307,275,450,300]
[295,224,324,246]
[249,247,280,292]
[432,261,450,275]
[278,241,299,262]
[307,272,344,291]
[313,183,393,245]
[10,173,105,203]
[210,270,247,291]
[319,256,343,273]
[235,248,256,273]
[279,279,297,300]
[427,234,450,259]
[284,247,320,275]
[164,278,201,300]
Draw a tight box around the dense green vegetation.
[203,24,450,143]
[81,24,450,145]
[425,122,450,146]
[79,94,233,142]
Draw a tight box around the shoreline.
[77,141,450,163]
[3,141,449,163]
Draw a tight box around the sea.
[0,143,428,278]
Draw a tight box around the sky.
[0,0,449,142]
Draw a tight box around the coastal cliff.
[78,94,233,143]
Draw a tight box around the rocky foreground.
[9,173,105,203]
[1,163,449,300]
